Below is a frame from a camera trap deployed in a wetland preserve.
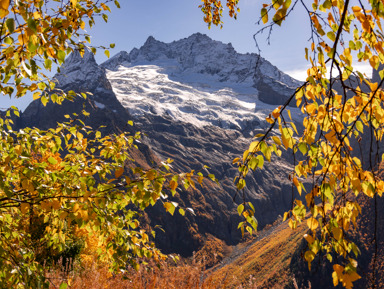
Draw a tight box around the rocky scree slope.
[15,34,303,256]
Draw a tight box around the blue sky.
[3,0,370,110]
[90,0,312,75]
[3,1,313,110]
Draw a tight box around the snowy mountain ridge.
[101,33,299,87]
[19,33,305,256]
[98,33,302,131]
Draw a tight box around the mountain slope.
[208,219,307,288]
[16,34,304,256]
[99,34,306,254]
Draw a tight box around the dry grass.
[208,220,308,288]
[46,221,308,289]
[47,256,260,289]
[193,234,232,269]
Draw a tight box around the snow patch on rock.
[94,101,106,109]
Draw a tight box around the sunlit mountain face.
[102,33,302,131]
[18,34,304,256]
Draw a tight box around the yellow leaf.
[30,83,37,91]
[304,250,316,269]
[333,264,344,275]
[76,131,83,141]
[115,167,124,178]
[369,81,378,91]
[306,103,317,115]
[18,34,28,45]
[131,236,139,244]
[33,11,42,19]
[249,142,259,152]
[51,199,61,210]
[101,3,109,10]
[293,176,302,195]
[288,218,297,229]
[272,136,281,145]
[73,203,79,212]
[272,107,281,118]
[283,211,289,221]
[305,192,313,207]
[164,202,176,215]
[287,109,292,120]
[266,116,274,124]
[80,210,88,221]
[307,217,318,230]
[293,176,299,187]
[146,170,156,181]
[20,203,30,214]
[345,271,361,285]
[47,47,56,58]
[332,271,339,287]
[325,131,338,144]
[0,0,9,10]
[60,211,68,219]
[243,149,249,161]
[261,8,268,24]
[281,127,294,149]
[169,180,177,191]
[332,227,342,241]
[41,201,52,211]
[304,233,314,244]
[0,0,9,17]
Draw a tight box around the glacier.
[101,33,303,132]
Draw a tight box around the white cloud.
[285,69,308,81]
[285,62,373,82]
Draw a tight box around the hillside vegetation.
[46,219,309,289]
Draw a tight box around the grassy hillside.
[47,220,308,289]
[208,220,308,288]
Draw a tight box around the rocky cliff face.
[21,49,131,134]
[15,34,303,256]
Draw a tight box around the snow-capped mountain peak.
[18,34,306,256]
[54,48,108,93]
[101,34,302,131]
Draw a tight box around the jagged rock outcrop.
[21,49,130,133]
[103,33,299,85]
